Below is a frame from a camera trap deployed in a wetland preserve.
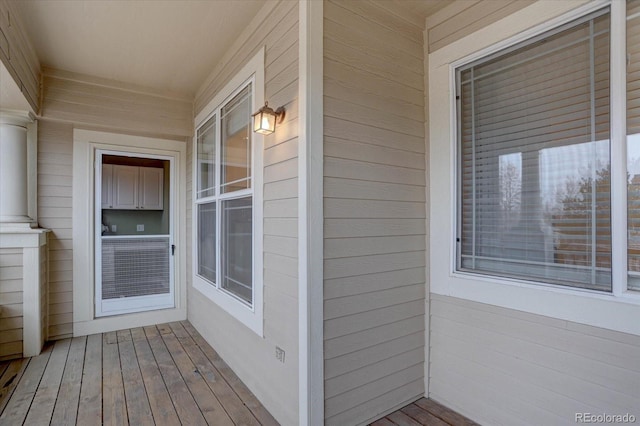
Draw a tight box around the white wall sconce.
[252,102,285,135]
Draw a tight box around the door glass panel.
[98,154,174,316]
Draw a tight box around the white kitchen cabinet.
[102,164,114,209]
[112,165,139,209]
[103,165,163,210]
[139,167,164,210]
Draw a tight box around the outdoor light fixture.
[252,102,285,135]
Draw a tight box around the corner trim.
[299,0,324,424]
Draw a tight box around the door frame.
[94,149,175,317]
[72,129,187,336]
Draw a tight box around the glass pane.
[221,84,252,193]
[198,202,216,284]
[458,11,612,291]
[197,115,216,199]
[628,0,640,290]
[221,197,252,304]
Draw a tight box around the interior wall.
[322,1,427,424]
[188,1,300,425]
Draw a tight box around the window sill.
[430,269,640,336]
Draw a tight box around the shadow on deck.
[0,321,278,425]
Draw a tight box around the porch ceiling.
[12,0,269,97]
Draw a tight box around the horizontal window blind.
[457,10,612,291]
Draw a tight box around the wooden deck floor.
[371,398,478,426]
[0,321,278,426]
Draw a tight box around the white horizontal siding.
[426,0,534,53]
[189,1,299,425]
[429,295,640,425]
[0,0,40,110]
[37,121,74,340]
[323,1,426,424]
[41,69,193,139]
[0,248,23,360]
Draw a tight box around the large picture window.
[195,83,255,305]
[456,10,612,291]
[431,1,640,336]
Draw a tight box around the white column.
[0,110,34,224]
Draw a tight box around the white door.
[95,150,175,317]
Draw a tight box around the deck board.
[130,327,181,426]
[24,338,71,425]
[77,333,102,425]
[117,329,154,426]
[0,343,52,425]
[0,358,28,415]
[160,326,234,426]
[102,331,127,426]
[51,336,86,426]
[0,322,476,426]
[0,322,276,425]
[182,321,280,426]
[169,322,261,426]
[145,325,208,425]
[371,398,479,426]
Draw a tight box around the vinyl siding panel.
[41,68,193,139]
[323,1,426,424]
[426,0,535,53]
[0,0,40,111]
[429,295,640,425]
[189,2,299,425]
[0,248,23,360]
[38,121,74,340]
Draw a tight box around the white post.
[22,243,44,357]
[0,109,48,357]
[0,110,35,225]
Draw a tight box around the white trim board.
[299,1,324,425]
[72,129,187,336]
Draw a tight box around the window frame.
[454,8,613,293]
[429,0,640,336]
[192,48,265,336]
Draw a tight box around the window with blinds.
[456,9,612,291]
[195,83,254,306]
[628,0,640,291]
